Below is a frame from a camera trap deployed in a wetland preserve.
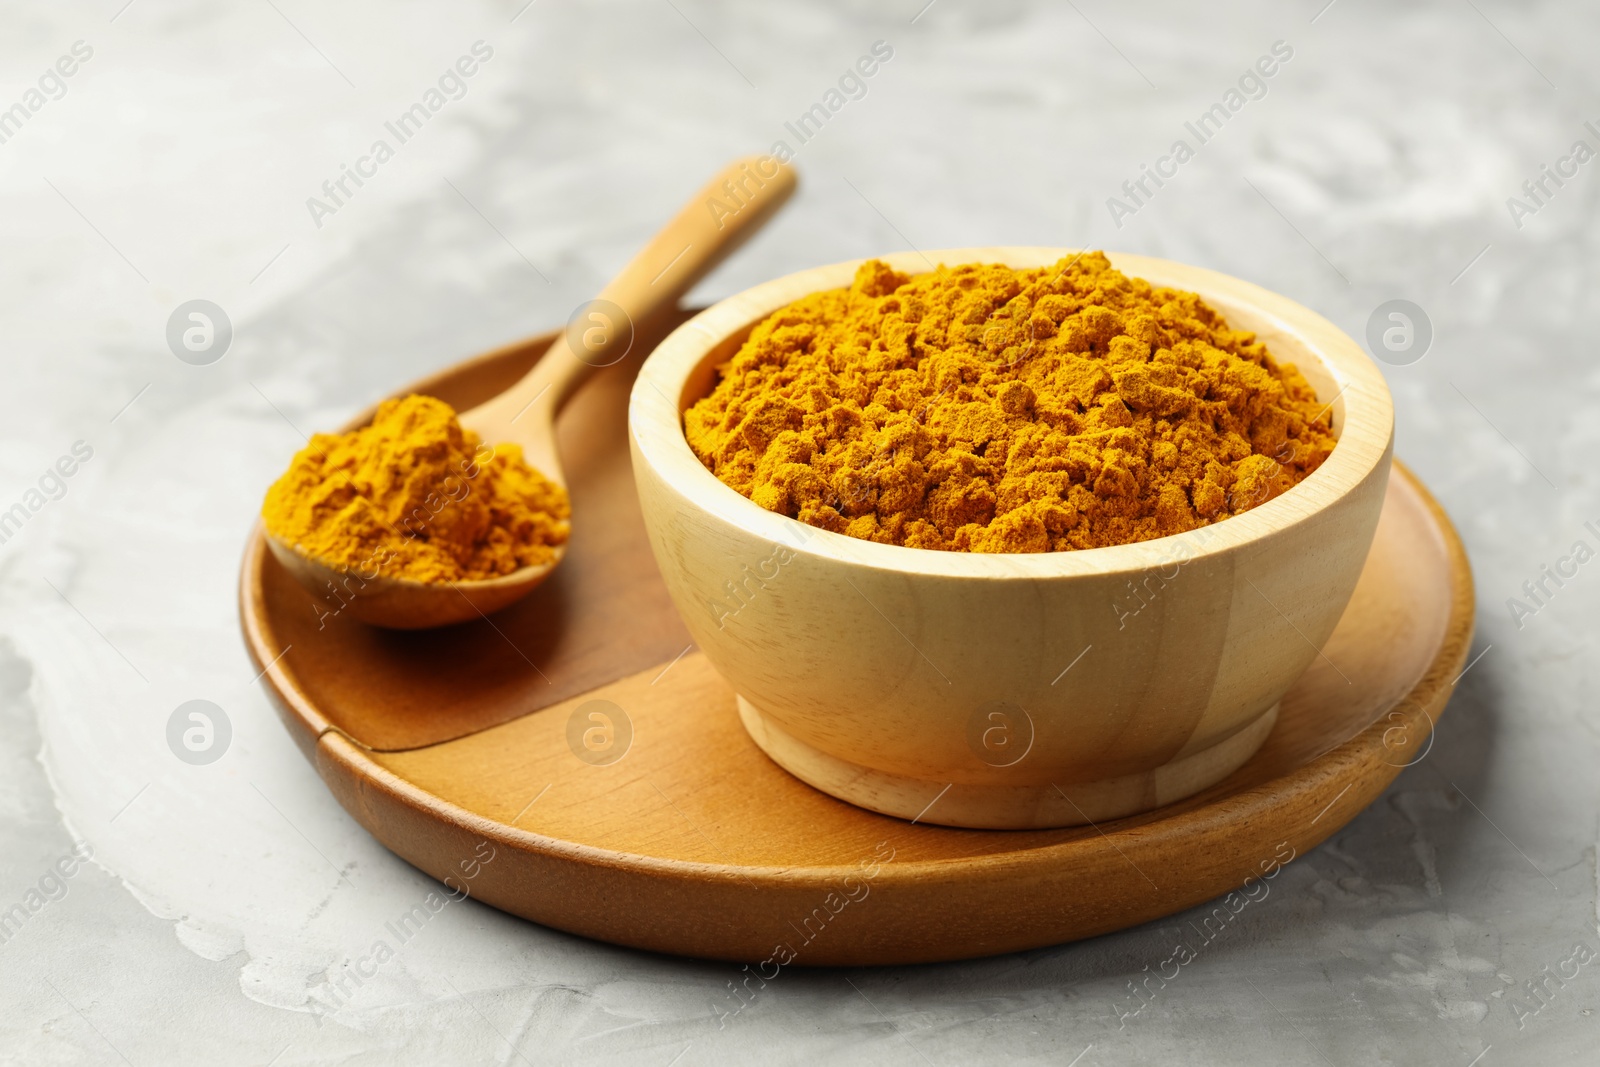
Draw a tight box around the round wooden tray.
[240,311,1474,966]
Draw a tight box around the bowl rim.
[629,247,1394,580]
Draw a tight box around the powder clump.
[262,394,569,581]
[685,253,1336,552]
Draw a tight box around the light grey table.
[1,1,1593,1063]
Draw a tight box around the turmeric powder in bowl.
[684,252,1337,553]
[261,394,570,582]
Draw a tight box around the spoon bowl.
[264,528,552,629]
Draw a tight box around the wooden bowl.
[629,248,1395,829]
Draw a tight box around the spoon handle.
[467,156,798,434]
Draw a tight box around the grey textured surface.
[0,0,1595,1063]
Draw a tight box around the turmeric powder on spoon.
[262,394,569,582]
[685,252,1336,553]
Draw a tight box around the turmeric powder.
[262,394,569,582]
[685,253,1336,553]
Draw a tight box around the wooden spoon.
[265,156,797,628]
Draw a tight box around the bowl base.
[736,697,1279,829]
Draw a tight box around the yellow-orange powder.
[685,253,1336,552]
[262,394,569,581]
